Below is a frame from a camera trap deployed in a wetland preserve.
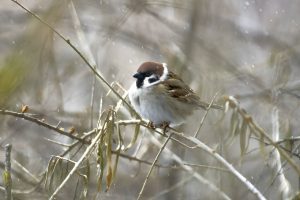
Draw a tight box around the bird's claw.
[160,122,170,135]
[147,121,156,129]
[146,121,170,135]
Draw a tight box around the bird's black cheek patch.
[148,76,159,83]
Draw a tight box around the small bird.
[128,61,222,127]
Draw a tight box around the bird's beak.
[133,72,144,80]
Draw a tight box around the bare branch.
[0,109,89,144]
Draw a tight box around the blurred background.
[0,0,300,199]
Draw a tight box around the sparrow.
[128,61,223,127]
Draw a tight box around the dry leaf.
[21,105,29,113]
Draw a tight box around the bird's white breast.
[128,83,191,126]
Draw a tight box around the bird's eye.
[148,77,158,83]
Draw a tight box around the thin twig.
[137,132,174,200]
[269,107,291,198]
[275,136,300,144]
[13,160,39,183]
[194,92,220,137]
[183,163,230,172]
[48,128,104,199]
[4,144,12,200]
[112,150,230,172]
[0,109,88,144]
[60,129,96,157]
[43,137,72,147]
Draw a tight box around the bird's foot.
[160,122,170,135]
[147,121,156,129]
[146,121,170,135]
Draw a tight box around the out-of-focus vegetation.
[0,0,300,199]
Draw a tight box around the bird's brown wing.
[160,72,209,109]
[160,72,223,110]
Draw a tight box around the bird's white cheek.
[142,76,160,88]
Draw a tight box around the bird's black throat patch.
[133,72,145,88]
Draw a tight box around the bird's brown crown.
[137,62,164,77]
